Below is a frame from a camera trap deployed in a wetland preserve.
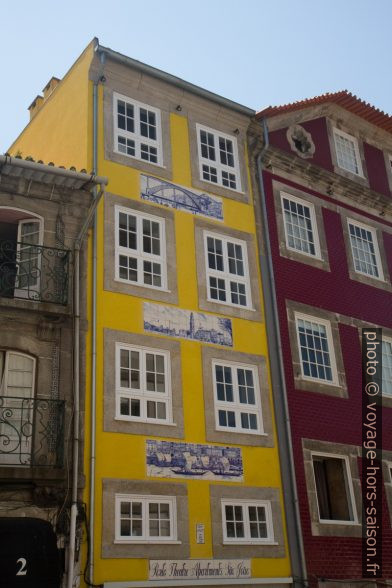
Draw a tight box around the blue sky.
[1,0,391,153]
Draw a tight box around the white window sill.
[114,148,165,170]
[114,417,176,426]
[199,175,244,195]
[223,540,277,546]
[206,297,255,312]
[299,374,340,387]
[115,539,181,544]
[114,277,170,293]
[352,269,385,283]
[215,427,266,436]
[318,519,359,526]
[285,245,322,261]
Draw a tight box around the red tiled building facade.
[255,92,392,586]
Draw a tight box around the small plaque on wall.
[196,523,205,544]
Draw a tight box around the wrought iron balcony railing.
[0,397,65,467]
[0,240,70,305]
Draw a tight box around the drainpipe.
[255,118,308,587]
[67,181,106,588]
[88,46,106,587]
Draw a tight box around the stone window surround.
[104,83,250,203]
[302,438,362,538]
[102,478,189,559]
[210,485,286,559]
[188,112,249,203]
[286,301,347,398]
[104,192,178,305]
[340,207,391,292]
[103,328,184,439]
[194,217,262,322]
[272,180,330,272]
[384,152,392,194]
[201,346,274,447]
[326,117,369,186]
[104,86,173,180]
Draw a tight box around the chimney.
[28,95,44,120]
[42,76,60,100]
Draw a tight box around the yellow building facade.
[11,39,292,588]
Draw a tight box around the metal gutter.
[0,154,106,189]
[255,118,308,587]
[97,44,255,117]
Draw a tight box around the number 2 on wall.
[16,558,27,576]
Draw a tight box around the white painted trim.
[115,494,177,542]
[310,451,359,524]
[115,205,167,290]
[221,499,274,543]
[115,342,172,424]
[381,336,392,396]
[333,127,364,177]
[347,218,385,281]
[104,577,293,587]
[294,312,339,385]
[196,123,242,192]
[203,230,253,310]
[212,360,263,435]
[113,91,163,167]
[280,191,322,259]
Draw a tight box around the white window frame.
[280,192,321,259]
[115,343,172,424]
[115,494,178,543]
[196,124,242,192]
[212,360,263,435]
[203,230,252,310]
[221,499,275,544]
[382,336,392,396]
[347,218,384,281]
[113,92,163,166]
[295,312,339,385]
[333,128,364,177]
[311,451,358,525]
[115,205,167,290]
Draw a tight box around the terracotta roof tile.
[257,91,392,133]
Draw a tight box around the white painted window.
[347,219,384,280]
[382,337,392,396]
[295,313,338,384]
[281,192,320,258]
[333,128,363,176]
[196,124,241,191]
[204,231,252,309]
[312,453,358,524]
[221,500,274,543]
[113,92,163,166]
[212,361,263,434]
[115,494,177,542]
[116,343,172,423]
[0,351,36,465]
[115,206,167,290]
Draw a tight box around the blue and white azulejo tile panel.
[147,440,243,482]
[144,303,233,347]
[141,174,223,221]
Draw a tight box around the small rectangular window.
[115,494,177,542]
[116,344,172,423]
[312,454,357,523]
[333,129,363,176]
[213,361,263,434]
[221,500,274,543]
[281,193,320,258]
[197,124,241,191]
[204,232,252,309]
[114,93,162,166]
[382,338,392,396]
[295,313,338,384]
[347,219,383,280]
[115,206,167,290]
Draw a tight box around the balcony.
[0,240,70,305]
[0,397,65,467]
